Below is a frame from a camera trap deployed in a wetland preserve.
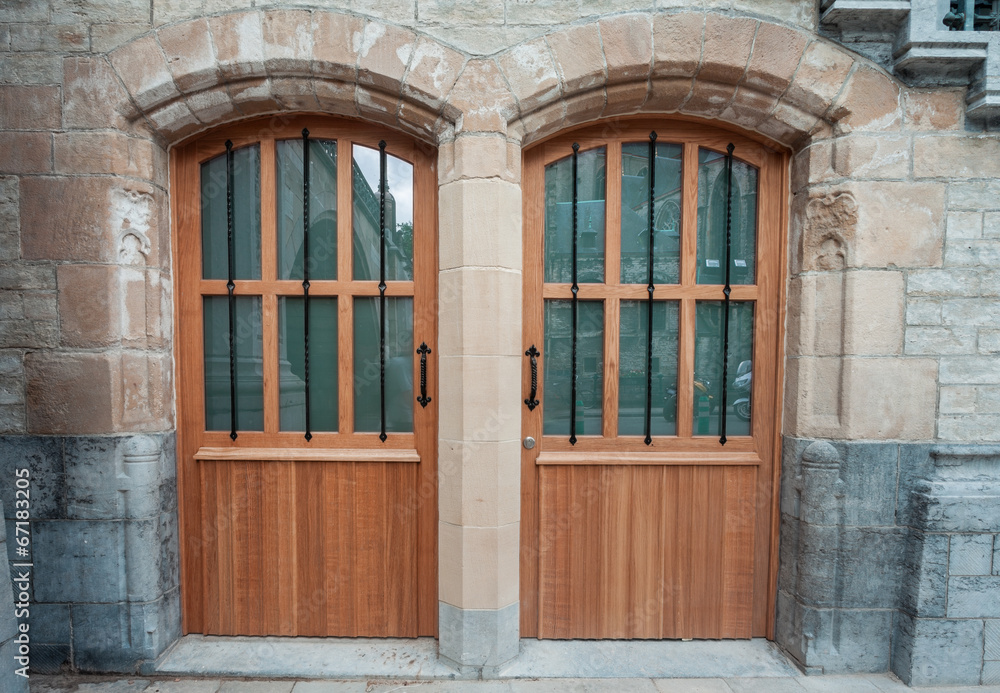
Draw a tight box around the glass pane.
[621,142,682,285]
[352,144,414,281]
[544,147,606,284]
[278,297,338,432]
[354,297,413,433]
[543,300,604,436]
[696,148,757,285]
[692,301,754,437]
[203,295,264,431]
[618,300,679,436]
[276,139,338,280]
[201,145,261,280]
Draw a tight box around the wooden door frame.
[519,115,789,639]
[170,114,439,636]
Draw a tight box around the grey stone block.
[63,436,124,520]
[892,611,984,686]
[778,514,800,593]
[995,534,1000,576]
[0,436,64,520]
[72,602,137,673]
[29,643,70,674]
[988,618,1000,660]
[950,533,994,575]
[28,603,71,645]
[947,575,1000,617]
[775,596,892,674]
[439,601,519,670]
[780,436,810,520]
[0,632,28,692]
[158,510,180,596]
[793,524,906,609]
[897,443,935,528]
[833,441,899,528]
[985,660,1000,685]
[32,520,124,603]
[900,531,948,618]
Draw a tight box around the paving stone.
[217,683,294,693]
[724,679,804,693]
[796,675,882,692]
[143,682,222,693]
[509,681,657,693]
[651,679,732,692]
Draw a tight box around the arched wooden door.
[520,118,787,639]
[172,116,437,637]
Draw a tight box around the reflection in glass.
[276,139,338,280]
[618,301,679,436]
[352,145,414,281]
[692,301,753,437]
[696,148,758,285]
[544,147,606,284]
[543,300,604,436]
[354,297,413,433]
[202,145,261,280]
[279,297,338,432]
[203,295,264,431]
[620,142,682,285]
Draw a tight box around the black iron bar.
[525,345,540,411]
[570,142,580,446]
[302,129,312,441]
[378,140,388,442]
[720,142,735,446]
[645,131,657,446]
[225,140,237,441]
[417,342,431,407]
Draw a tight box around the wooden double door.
[520,119,787,640]
[172,117,438,637]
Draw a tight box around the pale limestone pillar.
[437,133,523,670]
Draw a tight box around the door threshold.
[150,635,798,680]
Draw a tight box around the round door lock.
[523,436,536,450]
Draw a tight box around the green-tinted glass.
[278,297,338,432]
[203,295,264,431]
[353,297,413,433]
[276,139,338,280]
[201,145,261,280]
[696,148,757,285]
[352,145,414,281]
[692,301,754,437]
[544,147,606,284]
[543,300,604,436]
[620,141,682,285]
[618,300,679,436]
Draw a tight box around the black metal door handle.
[416,342,431,408]
[525,345,540,411]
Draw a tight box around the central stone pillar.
[435,65,523,672]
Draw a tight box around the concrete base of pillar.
[438,602,519,674]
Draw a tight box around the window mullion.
[677,297,695,439]
[603,142,622,440]
[603,295,619,439]
[681,142,698,288]
[258,138,280,434]
[338,138,354,434]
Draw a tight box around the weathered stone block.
[600,14,652,84]
[109,36,179,111]
[356,21,415,94]
[780,599,893,674]
[498,39,561,115]
[421,0,504,24]
[906,298,941,326]
[948,576,1000,617]
[311,12,362,82]
[0,436,64,520]
[0,132,52,174]
[261,10,313,76]
[832,135,908,179]
[907,268,980,297]
[949,180,1000,211]
[404,38,465,112]
[950,534,995,575]
[743,23,807,95]
[91,24,149,54]
[63,437,122,521]
[506,0,580,25]
[915,135,1000,179]
[940,355,1000,385]
[892,612,984,686]
[546,24,604,94]
[901,531,949,618]
[32,520,124,603]
[25,352,118,434]
[785,40,854,117]
[905,326,977,356]
[28,603,71,646]
[698,14,756,86]
[842,358,937,440]
[9,24,87,53]
[57,265,121,348]
[438,602,518,670]
[844,271,903,355]
[439,178,520,269]
[985,660,1000,685]
[448,59,517,134]
[903,89,965,131]
[837,442,900,527]
[947,211,983,240]
[158,18,219,94]
[0,85,60,130]
[439,521,519,610]
[986,618,1000,659]
[62,57,131,130]
[848,181,944,269]
[209,12,266,81]
[652,13,704,79]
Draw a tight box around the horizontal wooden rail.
[194,446,421,463]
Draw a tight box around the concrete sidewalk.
[24,676,1000,692]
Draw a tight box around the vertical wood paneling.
[538,465,756,639]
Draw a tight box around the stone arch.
[499,11,903,148]
[104,9,468,145]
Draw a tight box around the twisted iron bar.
[378,140,388,442]
[644,131,657,446]
[225,140,238,441]
[570,142,580,446]
[302,129,313,441]
[720,142,735,446]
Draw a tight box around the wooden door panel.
[538,465,757,639]
[198,458,419,637]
